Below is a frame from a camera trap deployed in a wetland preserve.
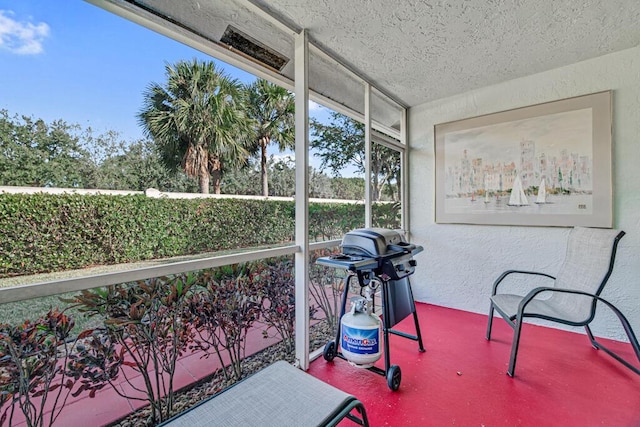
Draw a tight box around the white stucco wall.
[408,45,640,341]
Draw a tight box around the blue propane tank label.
[341,324,379,354]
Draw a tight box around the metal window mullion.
[294,29,310,370]
[364,83,372,228]
[372,130,403,150]
[401,108,410,237]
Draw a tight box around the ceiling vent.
[220,25,289,71]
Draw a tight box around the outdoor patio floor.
[10,303,639,426]
[310,304,640,426]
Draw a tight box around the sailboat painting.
[535,178,548,204]
[434,91,612,227]
[507,175,528,206]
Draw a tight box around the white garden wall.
[408,45,640,340]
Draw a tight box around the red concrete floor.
[8,303,639,426]
[308,304,640,427]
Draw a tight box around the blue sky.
[0,1,335,169]
[0,1,258,141]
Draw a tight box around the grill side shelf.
[316,256,379,271]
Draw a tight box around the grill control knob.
[409,260,417,267]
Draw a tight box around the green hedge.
[0,193,400,277]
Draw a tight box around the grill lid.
[340,228,405,257]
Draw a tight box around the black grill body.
[316,228,425,391]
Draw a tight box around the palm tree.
[138,59,250,194]
[243,79,295,196]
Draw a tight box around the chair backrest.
[551,227,625,323]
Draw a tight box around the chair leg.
[585,318,640,375]
[345,402,370,427]
[585,324,598,349]
[507,316,524,377]
[486,302,495,340]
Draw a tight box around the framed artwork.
[434,91,612,227]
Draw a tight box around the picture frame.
[434,91,612,227]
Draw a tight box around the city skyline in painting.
[443,108,593,195]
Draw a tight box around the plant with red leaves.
[70,274,196,424]
[65,328,122,400]
[253,259,296,352]
[0,309,80,427]
[309,248,344,332]
[188,264,264,381]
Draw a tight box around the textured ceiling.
[252,0,640,107]
[125,0,640,115]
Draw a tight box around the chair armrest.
[516,288,640,374]
[491,270,555,296]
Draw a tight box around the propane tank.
[340,293,382,368]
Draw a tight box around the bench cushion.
[161,360,366,427]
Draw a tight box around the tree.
[220,159,261,196]
[220,156,296,197]
[0,110,94,188]
[92,137,197,192]
[138,60,251,194]
[266,157,295,197]
[243,79,295,196]
[220,156,337,199]
[330,177,364,200]
[310,112,364,174]
[310,112,400,201]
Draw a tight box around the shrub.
[0,194,297,277]
[308,248,344,332]
[0,310,82,427]
[254,259,296,352]
[188,265,264,381]
[0,192,404,278]
[308,203,364,241]
[68,274,196,424]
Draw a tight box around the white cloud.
[0,10,50,55]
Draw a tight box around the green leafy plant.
[0,194,297,277]
[0,309,81,427]
[310,202,373,241]
[65,328,122,400]
[188,266,264,381]
[69,274,196,424]
[255,259,296,352]
[0,192,411,279]
[308,248,344,332]
[372,201,401,229]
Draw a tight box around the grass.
[0,242,336,333]
[0,257,199,331]
[0,290,106,331]
[0,252,231,331]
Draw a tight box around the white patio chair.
[486,227,639,377]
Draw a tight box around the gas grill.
[340,228,422,279]
[316,228,425,391]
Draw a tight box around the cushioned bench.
[160,360,369,427]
